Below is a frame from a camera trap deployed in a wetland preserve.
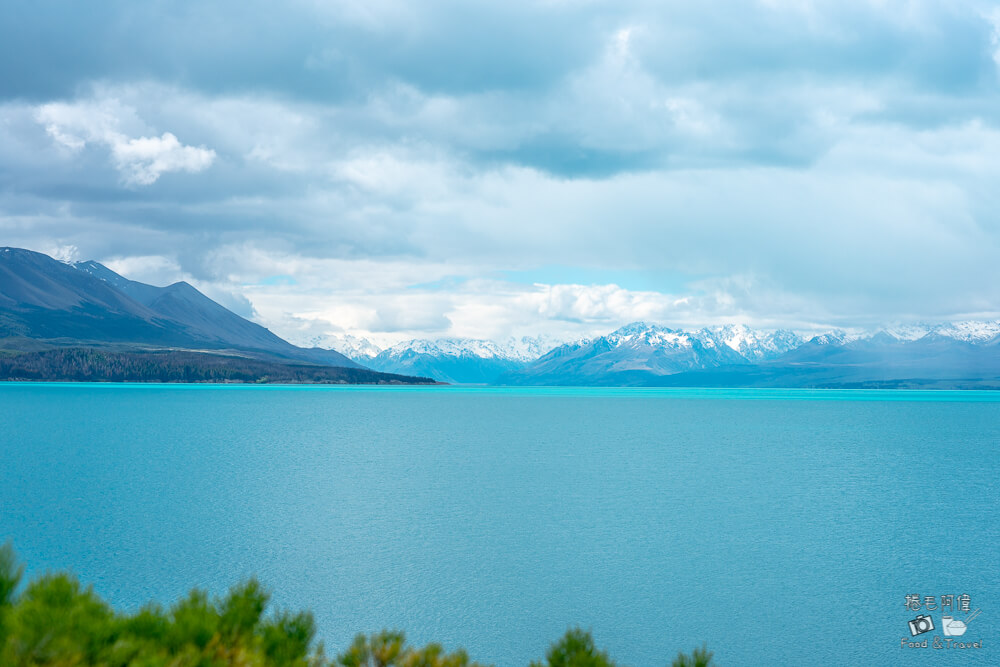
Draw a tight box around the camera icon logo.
[908,614,935,637]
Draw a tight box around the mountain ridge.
[9,247,998,387]
[314,334,564,384]
[500,321,1000,387]
[0,247,436,384]
[309,319,1000,387]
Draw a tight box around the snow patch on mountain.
[880,324,935,341]
[604,322,692,349]
[930,320,1000,342]
[700,324,803,362]
[306,334,382,360]
[595,322,802,362]
[298,319,1000,379]
[805,321,1000,346]
[378,335,563,362]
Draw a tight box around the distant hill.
[0,347,435,384]
[0,247,434,384]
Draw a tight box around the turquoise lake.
[1,384,997,665]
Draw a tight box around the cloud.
[34,99,215,185]
[102,254,187,286]
[43,243,80,264]
[3,2,1000,342]
[243,267,834,347]
[110,132,216,186]
[989,8,1000,72]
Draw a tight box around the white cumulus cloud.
[34,99,215,185]
[110,132,215,186]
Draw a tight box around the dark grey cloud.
[0,0,603,102]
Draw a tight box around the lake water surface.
[1,384,997,665]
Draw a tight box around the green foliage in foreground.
[529,628,615,667]
[0,543,713,666]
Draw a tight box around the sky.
[2,0,1000,347]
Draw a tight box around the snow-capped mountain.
[806,330,864,346]
[302,319,1000,387]
[306,334,383,360]
[360,335,565,384]
[379,336,557,362]
[499,320,1000,387]
[908,320,1000,343]
[801,321,1000,346]
[697,324,804,362]
[592,322,803,361]
[499,322,804,386]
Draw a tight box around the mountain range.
[322,320,1000,389]
[496,323,804,385]
[318,335,562,384]
[502,322,1000,388]
[0,247,433,384]
[4,246,999,388]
